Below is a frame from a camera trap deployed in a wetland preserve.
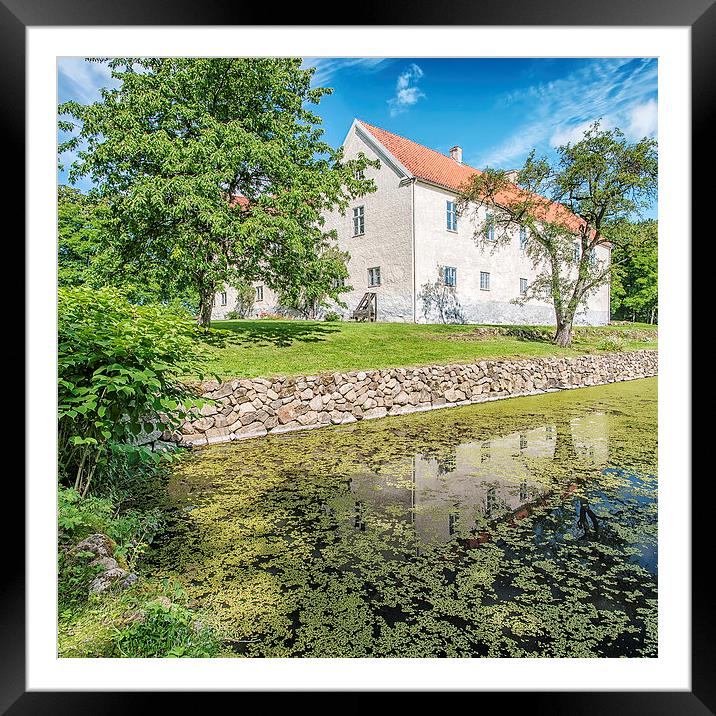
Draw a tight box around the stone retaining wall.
[168,350,657,448]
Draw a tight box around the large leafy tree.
[58,184,200,310]
[59,58,377,327]
[456,122,657,346]
[610,219,658,323]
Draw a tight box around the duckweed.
[146,378,658,657]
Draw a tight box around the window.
[573,242,581,262]
[485,487,497,517]
[520,434,528,450]
[446,200,458,231]
[353,168,365,181]
[255,285,264,301]
[519,480,529,503]
[486,212,496,241]
[220,291,227,306]
[519,226,528,251]
[448,511,459,536]
[332,276,347,289]
[352,206,365,236]
[480,271,490,290]
[368,266,381,286]
[443,266,457,287]
[520,278,528,296]
[589,248,597,266]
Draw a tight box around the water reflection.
[344,415,610,552]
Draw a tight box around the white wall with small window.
[413,179,610,325]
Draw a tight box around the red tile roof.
[357,119,591,237]
[358,120,480,193]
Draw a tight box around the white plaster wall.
[413,181,610,326]
[210,282,283,321]
[322,126,415,322]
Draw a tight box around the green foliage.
[609,220,658,323]
[278,245,352,319]
[58,549,105,611]
[457,121,658,346]
[113,598,220,658]
[323,310,342,322]
[58,185,110,288]
[226,280,255,319]
[596,335,626,351]
[59,58,379,326]
[58,285,212,495]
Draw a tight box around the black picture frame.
[7,1,704,711]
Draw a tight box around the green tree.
[58,185,108,287]
[609,219,658,323]
[59,58,377,327]
[277,244,351,319]
[58,184,201,311]
[456,122,657,346]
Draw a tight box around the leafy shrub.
[113,598,220,658]
[596,335,626,351]
[323,310,342,322]
[58,486,163,568]
[58,286,212,496]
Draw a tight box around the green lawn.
[199,320,657,380]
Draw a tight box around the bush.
[596,335,626,351]
[58,286,212,496]
[323,310,342,322]
[113,597,221,658]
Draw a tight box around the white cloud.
[625,99,658,140]
[387,63,426,117]
[303,57,391,86]
[473,58,658,168]
[58,58,118,104]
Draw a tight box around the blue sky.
[58,57,657,216]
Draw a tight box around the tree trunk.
[554,320,573,347]
[198,283,216,328]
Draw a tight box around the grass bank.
[203,320,657,380]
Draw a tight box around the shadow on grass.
[209,320,341,348]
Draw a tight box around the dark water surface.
[148,377,657,657]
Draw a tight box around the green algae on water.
[146,378,658,658]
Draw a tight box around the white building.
[212,119,610,324]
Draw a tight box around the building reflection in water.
[342,413,610,552]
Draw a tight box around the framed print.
[9,0,707,711]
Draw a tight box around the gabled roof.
[357,119,479,193]
[355,119,594,238]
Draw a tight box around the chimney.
[450,146,463,164]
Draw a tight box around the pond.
[147,377,657,658]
